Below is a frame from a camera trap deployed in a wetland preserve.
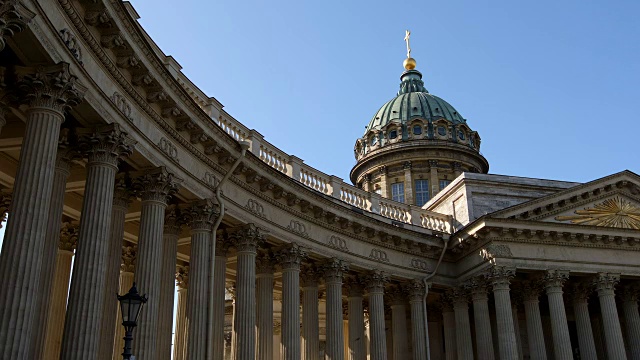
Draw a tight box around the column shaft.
[277,243,306,360]
[523,298,547,360]
[347,287,365,360]
[595,274,627,360]
[157,212,180,360]
[390,303,409,360]
[512,304,523,360]
[325,259,347,360]
[212,245,228,360]
[494,289,519,359]
[573,299,597,360]
[256,255,274,360]
[452,298,473,360]
[302,272,319,360]
[471,288,495,360]
[187,228,212,359]
[366,271,388,360]
[113,246,136,360]
[409,284,427,360]
[442,309,456,360]
[173,266,189,360]
[622,294,640,360]
[544,270,573,360]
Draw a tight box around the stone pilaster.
[157,206,183,360]
[0,1,36,51]
[440,295,456,360]
[402,161,413,205]
[365,270,388,360]
[389,287,409,360]
[521,280,546,360]
[113,245,136,360]
[256,251,275,360]
[466,277,495,360]
[593,273,627,360]
[33,132,78,359]
[42,223,78,360]
[0,63,85,358]
[543,269,573,360]
[277,242,307,360]
[98,176,134,360]
[450,288,473,360]
[231,224,264,360]
[184,200,216,360]
[61,124,134,360]
[569,282,597,360]
[428,160,439,196]
[212,235,231,360]
[323,258,349,360]
[407,279,428,360]
[345,277,366,360]
[173,265,189,360]
[621,284,640,360]
[301,265,320,360]
[486,266,519,360]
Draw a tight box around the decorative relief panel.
[158,137,179,162]
[555,196,640,229]
[59,29,82,64]
[479,244,512,264]
[203,172,218,188]
[369,248,389,262]
[328,235,348,251]
[287,220,309,238]
[245,199,266,219]
[410,258,430,271]
[110,92,133,121]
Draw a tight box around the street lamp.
[117,282,147,360]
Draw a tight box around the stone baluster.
[256,251,275,360]
[42,223,79,360]
[301,265,320,360]
[407,280,428,360]
[486,266,519,360]
[0,2,35,52]
[593,273,627,360]
[158,206,183,360]
[569,282,597,360]
[543,269,573,360]
[212,235,231,360]
[440,295,457,360]
[365,270,389,360]
[173,265,189,360]
[324,258,349,360]
[184,200,215,360]
[34,132,79,360]
[277,243,307,360]
[231,224,264,360]
[0,63,85,358]
[450,288,473,360]
[621,284,640,360]
[345,277,366,360]
[521,280,546,360]
[61,124,134,360]
[389,287,409,360]
[98,176,134,360]
[113,245,137,359]
[466,277,495,360]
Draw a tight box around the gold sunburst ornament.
[555,196,640,229]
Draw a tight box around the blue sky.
[135,0,637,183]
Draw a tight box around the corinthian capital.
[182,199,215,232]
[0,189,11,215]
[77,124,135,167]
[593,273,620,294]
[164,205,184,236]
[55,128,81,173]
[113,174,134,210]
[322,258,349,284]
[300,264,321,287]
[132,166,181,205]
[58,222,79,252]
[256,250,275,275]
[229,223,265,254]
[521,280,544,302]
[465,276,489,301]
[15,62,86,112]
[121,244,137,273]
[365,269,388,294]
[485,266,516,290]
[275,242,307,270]
[568,282,593,304]
[544,269,570,292]
[176,264,189,289]
[406,279,429,302]
[0,1,35,51]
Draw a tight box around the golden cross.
[404,30,411,58]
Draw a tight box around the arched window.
[413,125,422,135]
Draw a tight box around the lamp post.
[118,282,148,360]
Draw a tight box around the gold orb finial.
[403,57,416,70]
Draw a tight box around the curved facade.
[0,2,638,360]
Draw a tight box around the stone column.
[407,280,428,360]
[98,176,134,360]
[173,265,189,360]
[184,200,215,360]
[467,277,495,360]
[42,223,78,360]
[450,288,473,360]
[402,161,414,205]
[569,283,597,360]
[441,298,456,360]
[213,236,230,360]
[379,166,388,198]
[61,124,134,360]
[157,206,183,360]
[113,245,137,360]
[543,269,573,360]
[0,63,84,358]
[621,285,640,360]
[389,288,409,360]
[0,2,35,52]
[521,281,546,360]
[365,270,388,360]
[346,278,366,360]
[594,273,627,360]
[256,252,275,360]
[324,258,349,360]
[486,266,519,360]
[512,299,524,360]
[301,266,320,360]
[277,243,307,360]
[34,135,78,360]
[231,224,264,360]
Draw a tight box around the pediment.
[488,171,640,230]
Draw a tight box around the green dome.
[365,70,466,134]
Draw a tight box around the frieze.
[59,28,82,64]
[245,199,266,219]
[369,248,389,262]
[410,258,430,271]
[203,172,218,188]
[110,92,133,121]
[158,137,178,162]
[287,220,309,238]
[328,235,348,251]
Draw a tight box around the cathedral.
[0,1,638,360]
